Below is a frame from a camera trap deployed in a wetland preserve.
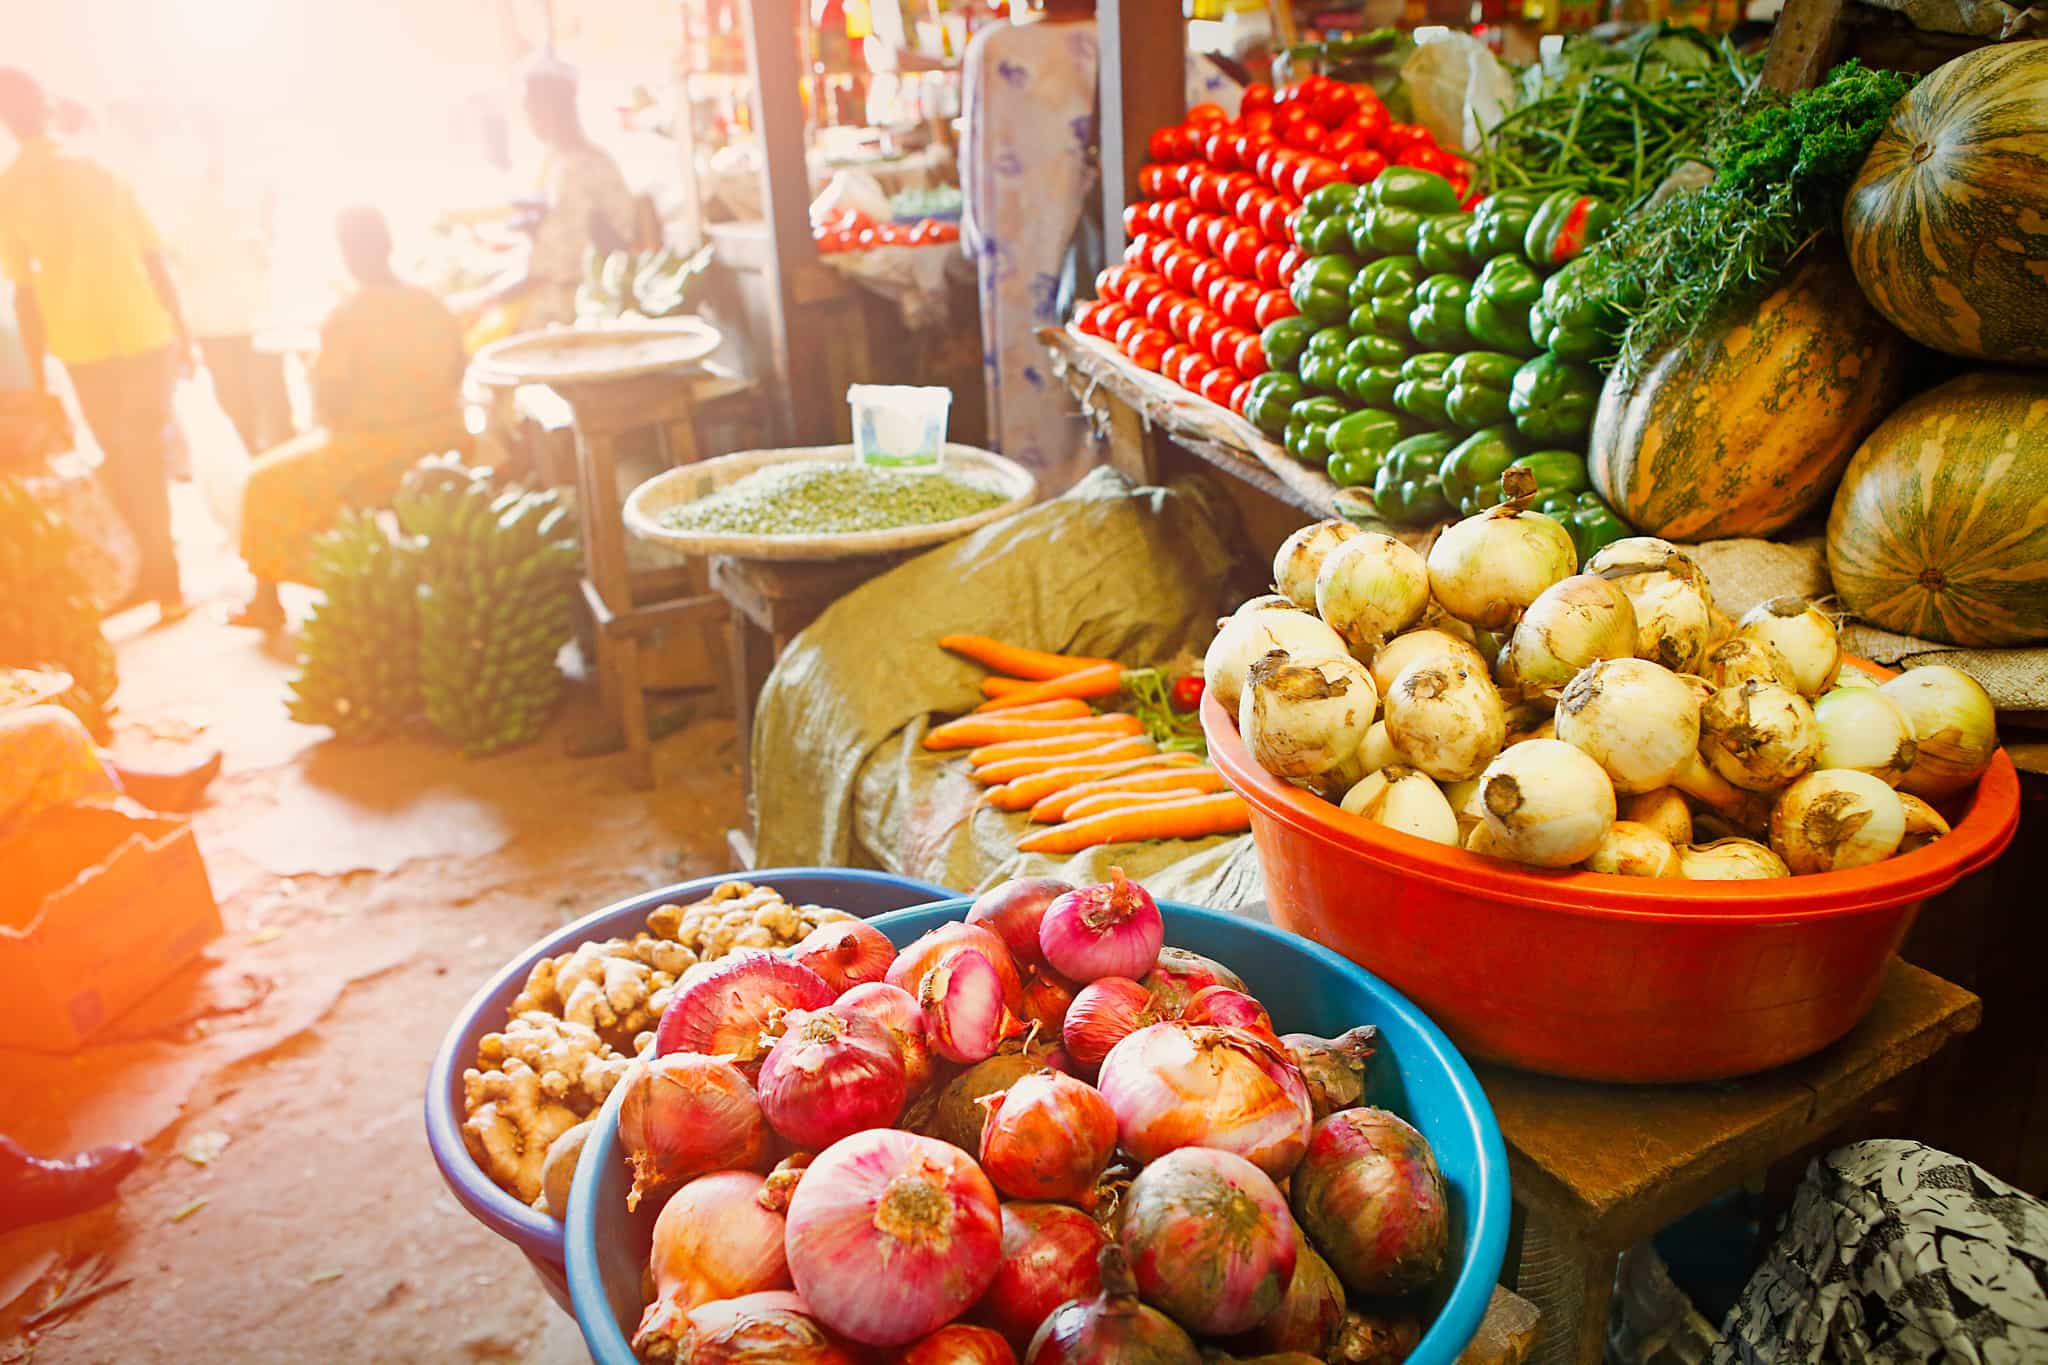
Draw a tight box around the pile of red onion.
[618,871,1451,1364]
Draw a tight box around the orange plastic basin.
[1202,679,2020,1083]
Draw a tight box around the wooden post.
[1759,0,1851,92]
[1097,0,1186,258]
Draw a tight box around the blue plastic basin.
[423,868,956,1310]
[565,898,1511,1362]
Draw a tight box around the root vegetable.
[1383,660,1505,783]
[459,1058,581,1206]
[1288,1108,1449,1298]
[1583,822,1682,877]
[1426,504,1579,630]
[633,1172,794,1355]
[1205,606,1349,717]
[1477,739,1616,868]
[1882,665,1999,800]
[1699,681,1819,792]
[1314,533,1430,654]
[1274,520,1362,610]
[1618,788,1693,846]
[1339,766,1459,845]
[538,1120,592,1219]
[1366,628,1489,697]
[1813,686,1918,786]
[1239,652,1378,784]
[939,636,1118,680]
[1737,597,1840,697]
[1499,575,1638,693]
[1701,636,1792,692]
[1586,537,1714,674]
[1554,658,1701,794]
[1678,838,1789,879]
[1769,769,1905,874]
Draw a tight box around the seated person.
[230,206,468,629]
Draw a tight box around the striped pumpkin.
[1826,370,2048,647]
[1842,40,2048,366]
[1588,250,1910,542]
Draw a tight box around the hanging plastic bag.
[1400,32,1515,156]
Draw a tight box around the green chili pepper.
[1509,353,1601,444]
[1408,274,1474,351]
[1415,213,1476,275]
[1464,254,1544,356]
[1391,351,1457,426]
[1440,425,1523,515]
[1372,430,1462,524]
[1442,351,1524,430]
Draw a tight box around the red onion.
[656,953,835,1073]
[618,1054,770,1209]
[1229,1236,1346,1358]
[835,981,937,1094]
[967,877,1075,972]
[922,1053,1045,1152]
[784,1128,1002,1346]
[1118,1146,1298,1336]
[1037,869,1164,984]
[1096,1023,1313,1181]
[1024,1246,1200,1365]
[672,1291,862,1365]
[758,1152,811,1213]
[918,948,1020,1065]
[1140,946,1248,1015]
[1061,977,1171,1067]
[1289,1108,1449,1298]
[899,1323,1018,1365]
[788,919,896,994]
[1281,1026,1379,1122]
[632,1172,791,1355]
[1020,967,1080,1037]
[1181,985,1277,1039]
[888,922,1025,1011]
[975,1202,1108,1352]
[756,1005,908,1150]
[1331,1310,1423,1364]
[977,1070,1117,1207]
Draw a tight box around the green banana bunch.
[0,476,119,738]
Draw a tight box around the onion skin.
[1283,1026,1378,1122]
[1273,519,1362,610]
[1737,596,1839,698]
[1240,651,1380,785]
[1331,1311,1424,1365]
[1583,821,1683,877]
[1180,985,1278,1040]
[655,954,836,1072]
[1702,636,1792,693]
[784,1129,1002,1346]
[1204,604,1350,718]
[1699,680,1820,793]
[835,982,937,1095]
[618,1054,771,1210]
[1367,629,1489,698]
[1500,574,1637,693]
[1554,657,1701,794]
[978,1070,1118,1206]
[1229,1236,1347,1358]
[634,1173,792,1356]
[1025,1247,1201,1365]
[1678,837,1789,880]
[789,919,897,995]
[1119,1146,1299,1337]
[1140,946,1248,1016]
[967,878,1075,973]
[1813,686,1918,787]
[975,1202,1109,1353]
[889,922,1026,1013]
[1383,660,1505,783]
[756,1006,909,1151]
[1289,1108,1449,1298]
[1096,1023,1314,1180]
[1478,739,1616,868]
[1339,765,1460,845]
[1020,967,1081,1037]
[1039,870,1166,985]
[1064,977,1172,1067]
[919,948,1022,1064]
[1427,505,1579,630]
[1898,792,1952,853]
[669,1291,861,1365]
[923,1053,1049,1152]
[1883,665,1999,800]
[1314,532,1431,654]
[1768,768,1905,874]
[899,1323,1019,1365]
[1618,788,1692,846]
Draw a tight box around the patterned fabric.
[525,141,638,328]
[1716,1140,2048,1364]
[0,703,118,840]
[961,20,1238,494]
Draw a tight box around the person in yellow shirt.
[0,68,193,619]
[229,206,470,630]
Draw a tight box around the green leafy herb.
[1120,668,1206,756]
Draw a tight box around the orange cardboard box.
[0,804,222,1052]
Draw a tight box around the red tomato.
[1127,331,1168,373]
[1123,235,1152,267]
[1171,674,1208,710]
[1144,289,1181,330]
[1231,133,1270,173]
[1164,297,1201,341]
[1281,120,1327,153]
[1124,270,1167,309]
[1147,127,1182,163]
[1072,300,1104,335]
[1398,144,1454,174]
[1284,204,1307,245]
[1203,215,1236,258]
[1093,301,1135,335]
[1205,322,1247,365]
[1223,280,1263,329]
[1228,378,1253,413]
[1095,266,1127,300]
[1277,247,1306,280]
[815,229,850,253]
[1347,100,1392,150]
[1252,242,1289,287]
[1256,195,1296,244]
[1221,225,1261,277]
[1322,125,1367,160]
[1240,82,1276,112]
[1198,366,1240,406]
[1186,102,1227,126]
[1275,79,1306,107]
[1203,129,1238,170]
[1157,197,1195,236]
[1137,164,1175,199]
[1121,202,1151,239]
[1162,249,1200,293]
[1187,257,1225,299]
[1241,108,1276,137]
[1381,122,1435,158]
[1178,211,1213,250]
[1274,95,1310,123]
[1196,170,1233,212]
[1290,157,1342,201]
[1186,308,1227,357]
[1253,145,1287,185]
[1200,272,1233,314]
[1311,82,1358,127]
[1253,288,1297,329]
[855,226,883,249]
[1232,331,1268,377]
[1341,149,1389,185]
[1114,316,1148,348]
[1231,182,1274,226]
[934,223,960,243]
[1174,162,1205,196]
[1161,342,1198,378]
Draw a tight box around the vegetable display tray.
[423,868,954,1313]
[565,899,1511,1365]
[1200,680,2021,1084]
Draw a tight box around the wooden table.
[1482,960,1980,1365]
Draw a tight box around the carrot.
[939,635,1117,681]
[980,676,1038,699]
[924,712,1144,752]
[969,731,1140,768]
[972,661,1125,713]
[1029,766,1228,823]
[978,698,1094,722]
[986,753,1200,812]
[1017,792,1251,854]
[1056,790,1205,822]
[974,736,1158,786]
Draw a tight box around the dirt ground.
[2,485,751,1363]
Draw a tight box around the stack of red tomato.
[814,210,962,254]
[1071,77,1473,416]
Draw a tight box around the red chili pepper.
[1170,675,1206,711]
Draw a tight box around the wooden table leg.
[1514,1209,1619,1365]
[571,424,655,789]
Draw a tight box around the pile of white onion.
[1210,517,2002,881]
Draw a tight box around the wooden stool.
[1479,960,1980,1365]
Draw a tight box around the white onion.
[1504,709,1557,747]
[1584,821,1683,877]
[1234,593,1297,617]
[1618,788,1693,846]
[1737,597,1839,697]
[1500,575,1638,693]
[1678,838,1789,880]
[1367,628,1488,697]
[1585,537,1714,673]
[1897,792,1952,853]
[1426,506,1579,630]
[1383,659,1506,783]
[1585,536,1693,578]
[1357,720,1400,775]
[1554,658,1701,794]
[1315,533,1430,653]
[1813,687,1918,787]
[1700,636,1792,692]
[1476,739,1616,868]
[1881,665,1999,800]
[1699,680,1819,792]
[1465,820,1513,859]
[1668,750,1767,830]
[1239,651,1377,784]
[1340,766,1460,845]
[1205,604,1349,716]
[1443,776,1484,839]
[1769,769,1905,874]
[1274,520,1362,610]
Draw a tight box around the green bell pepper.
[1334,363,1366,403]
[1242,371,1304,436]
[1343,332,1407,370]
[1524,190,1616,269]
[1528,257,1622,363]
[1415,213,1476,275]
[1352,364,1405,409]
[1289,255,1359,327]
[1302,212,1357,258]
[1350,256,1423,337]
[1468,190,1541,261]
[1307,325,1354,359]
[1509,354,1600,445]
[1408,274,1474,352]
[1372,431,1461,525]
[1301,183,1363,218]
[1442,351,1523,430]
[1345,214,1383,263]
[1510,449,1592,501]
[1391,351,1456,426]
[1361,204,1428,257]
[1326,409,1408,488]
[1465,254,1544,356]
[1372,167,1462,215]
[1260,316,1319,374]
[1440,426,1523,515]
[1566,492,1631,562]
[1283,395,1351,466]
[1299,349,1346,394]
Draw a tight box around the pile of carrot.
[926,635,1249,854]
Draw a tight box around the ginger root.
[476,1012,632,1109]
[460,1059,581,1206]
